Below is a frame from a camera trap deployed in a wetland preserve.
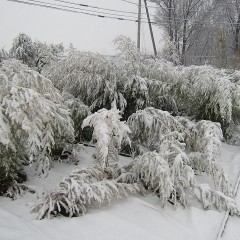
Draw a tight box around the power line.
[52,0,155,17]
[8,0,156,23]
[7,0,235,26]
[22,0,145,19]
[120,0,156,9]
[120,0,138,6]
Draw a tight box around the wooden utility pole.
[137,0,141,50]
[144,0,157,57]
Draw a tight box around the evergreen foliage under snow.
[2,34,240,221]
[43,51,126,113]
[82,108,131,167]
[0,59,74,190]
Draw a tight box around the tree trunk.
[168,0,174,42]
[181,20,188,65]
[235,14,240,53]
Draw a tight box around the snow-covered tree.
[182,66,233,126]
[125,108,239,213]
[159,33,180,65]
[9,33,64,72]
[10,33,35,67]
[0,49,9,62]
[0,59,74,191]
[43,50,127,113]
[113,35,141,76]
[33,41,64,72]
[82,108,131,167]
[127,108,232,192]
[140,59,238,137]
[113,36,149,119]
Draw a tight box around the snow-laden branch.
[33,165,143,219]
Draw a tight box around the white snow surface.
[0,144,240,240]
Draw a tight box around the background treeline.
[151,0,240,68]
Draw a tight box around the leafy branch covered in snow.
[33,165,143,219]
[186,120,231,195]
[124,108,239,213]
[0,59,74,189]
[127,108,186,154]
[9,33,64,72]
[43,50,127,113]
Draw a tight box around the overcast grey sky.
[0,0,164,55]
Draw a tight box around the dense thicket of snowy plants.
[1,33,240,218]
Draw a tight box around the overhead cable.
[8,0,156,23]
[51,0,155,18]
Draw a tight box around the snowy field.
[0,144,240,240]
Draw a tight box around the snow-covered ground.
[0,144,240,240]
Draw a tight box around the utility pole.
[144,0,157,57]
[137,0,141,50]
